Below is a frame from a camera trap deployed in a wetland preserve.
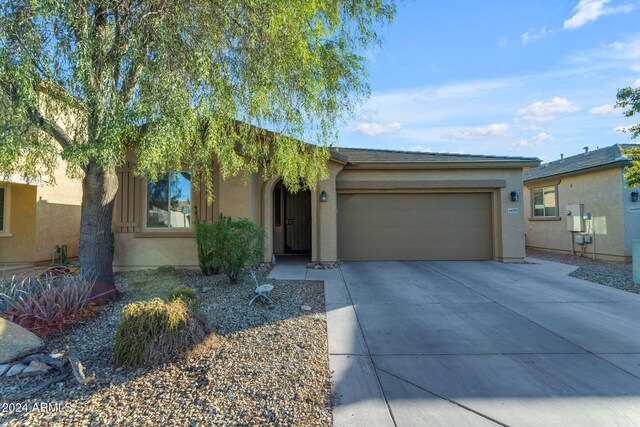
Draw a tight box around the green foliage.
[199,214,265,283]
[167,287,197,304]
[616,87,640,139]
[114,297,209,366]
[194,207,219,276]
[622,147,640,188]
[0,1,396,194]
[616,88,640,187]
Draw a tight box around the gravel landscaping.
[0,267,331,426]
[527,248,637,294]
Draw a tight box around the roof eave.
[523,160,630,183]
[344,159,541,170]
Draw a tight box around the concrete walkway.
[329,258,640,427]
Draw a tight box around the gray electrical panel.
[566,203,585,232]
[575,235,592,244]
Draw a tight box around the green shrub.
[113,298,209,366]
[195,213,264,283]
[194,207,219,276]
[167,287,197,303]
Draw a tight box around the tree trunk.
[79,159,119,302]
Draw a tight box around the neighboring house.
[0,146,83,268]
[112,148,539,270]
[523,144,640,262]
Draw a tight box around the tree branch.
[120,62,142,105]
[27,107,72,149]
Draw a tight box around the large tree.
[616,86,640,187]
[0,1,395,299]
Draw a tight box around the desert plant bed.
[0,267,331,426]
[527,248,637,294]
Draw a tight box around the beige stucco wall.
[113,161,530,268]
[0,183,37,265]
[523,167,626,261]
[34,156,83,263]
[336,168,527,262]
[218,172,259,221]
[316,162,346,263]
[113,233,199,270]
[113,169,261,270]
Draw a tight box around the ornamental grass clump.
[113,298,210,367]
[0,272,96,336]
[167,287,197,304]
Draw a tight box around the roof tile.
[523,144,638,182]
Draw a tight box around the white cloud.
[614,125,630,133]
[589,104,619,116]
[499,36,507,48]
[564,0,633,30]
[351,110,402,136]
[517,97,580,122]
[515,132,554,148]
[566,34,640,64]
[634,78,640,88]
[409,146,433,152]
[631,64,640,71]
[521,26,552,45]
[448,123,511,140]
[351,121,402,136]
[534,132,553,141]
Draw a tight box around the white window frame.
[143,172,193,231]
[0,183,12,237]
[531,185,558,218]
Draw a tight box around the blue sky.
[339,0,640,162]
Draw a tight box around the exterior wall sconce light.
[510,191,519,202]
[320,190,328,202]
[632,191,639,203]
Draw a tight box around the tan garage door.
[337,193,493,261]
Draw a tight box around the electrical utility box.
[575,235,593,244]
[566,203,585,232]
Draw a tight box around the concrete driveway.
[326,260,640,426]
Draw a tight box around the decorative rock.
[6,363,27,377]
[201,287,212,293]
[301,305,312,311]
[314,265,322,269]
[0,363,10,376]
[21,360,52,376]
[0,318,44,363]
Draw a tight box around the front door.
[285,190,311,253]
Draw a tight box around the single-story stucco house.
[112,147,540,270]
[523,143,640,262]
[0,144,83,268]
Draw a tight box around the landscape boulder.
[0,318,44,363]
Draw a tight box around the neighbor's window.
[147,172,192,228]
[532,186,557,217]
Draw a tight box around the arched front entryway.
[272,181,312,256]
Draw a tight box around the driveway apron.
[328,260,640,427]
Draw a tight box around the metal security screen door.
[285,190,311,253]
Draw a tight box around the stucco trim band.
[336,179,507,190]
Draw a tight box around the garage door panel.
[337,193,493,261]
